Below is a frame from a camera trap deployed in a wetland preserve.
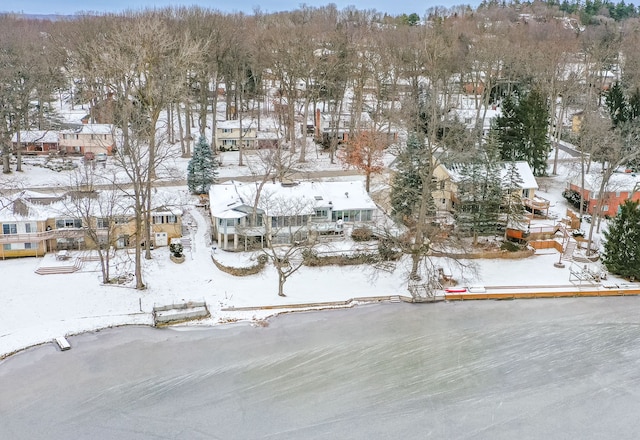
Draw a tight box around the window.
[97,218,109,229]
[25,243,33,249]
[523,189,530,198]
[25,223,36,233]
[440,181,445,190]
[218,218,238,228]
[602,205,608,212]
[153,215,177,224]
[114,217,129,224]
[222,139,237,146]
[3,244,10,250]
[3,224,17,234]
[56,219,82,228]
[315,209,328,218]
[222,128,233,133]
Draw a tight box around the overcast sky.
[3,0,479,17]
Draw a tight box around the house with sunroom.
[209,180,379,251]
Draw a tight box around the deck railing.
[0,228,86,244]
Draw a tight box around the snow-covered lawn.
[0,134,628,360]
[0,197,629,360]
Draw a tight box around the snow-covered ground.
[0,115,627,360]
[0,165,630,361]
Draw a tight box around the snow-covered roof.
[209,180,377,218]
[319,112,372,124]
[60,124,114,135]
[571,170,640,193]
[1,189,182,222]
[11,130,59,144]
[443,161,538,190]
[217,120,257,130]
[447,106,501,131]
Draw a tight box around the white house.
[209,180,379,251]
[447,104,502,137]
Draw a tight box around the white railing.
[0,228,86,244]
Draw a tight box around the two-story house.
[59,124,116,156]
[568,172,640,217]
[215,120,257,151]
[432,161,550,217]
[0,190,183,259]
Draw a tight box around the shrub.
[500,241,522,252]
[351,226,374,242]
[170,241,184,257]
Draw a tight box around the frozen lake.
[2,297,640,439]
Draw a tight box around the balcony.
[524,196,551,215]
[0,228,86,244]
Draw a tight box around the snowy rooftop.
[60,124,114,135]
[570,170,640,193]
[209,180,377,218]
[1,188,184,222]
[217,120,257,130]
[11,130,59,144]
[444,161,539,190]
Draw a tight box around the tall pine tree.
[495,89,550,176]
[455,140,503,243]
[501,161,528,236]
[390,133,430,221]
[603,200,640,280]
[187,136,218,194]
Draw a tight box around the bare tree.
[60,165,123,284]
[257,192,317,297]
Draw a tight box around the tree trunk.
[177,104,185,156]
[167,103,174,144]
[278,271,286,297]
[210,77,219,151]
[185,104,192,158]
[15,121,22,172]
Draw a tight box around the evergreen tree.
[606,81,628,127]
[455,143,503,242]
[603,200,640,280]
[390,133,430,221]
[604,83,640,170]
[495,89,550,176]
[187,136,218,194]
[501,161,528,235]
